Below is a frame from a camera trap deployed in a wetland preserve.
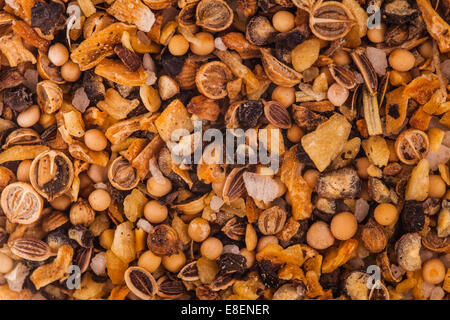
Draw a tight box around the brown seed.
[263,101,292,129]
[328,64,357,89]
[195,61,232,100]
[3,128,40,149]
[157,276,186,298]
[210,274,236,291]
[350,48,378,96]
[74,246,93,273]
[124,266,157,300]
[222,217,246,241]
[9,238,54,261]
[260,48,302,87]
[257,206,287,235]
[177,261,199,281]
[222,167,246,203]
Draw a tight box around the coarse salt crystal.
[136,218,153,233]
[354,199,369,222]
[5,263,29,292]
[222,245,240,255]
[214,37,227,51]
[210,196,224,212]
[90,252,107,276]
[243,172,282,204]
[365,47,387,76]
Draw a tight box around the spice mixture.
[0,0,449,301]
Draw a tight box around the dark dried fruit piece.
[237,100,264,129]
[31,1,64,36]
[114,45,142,72]
[82,71,106,104]
[0,69,25,91]
[217,253,247,275]
[401,201,425,233]
[3,85,33,112]
[292,105,327,131]
[258,259,280,288]
[124,266,157,300]
[275,25,310,51]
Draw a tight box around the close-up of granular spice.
[0,0,448,301]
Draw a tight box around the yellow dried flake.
[106,250,128,285]
[73,272,105,300]
[154,99,194,142]
[30,245,74,290]
[108,285,130,300]
[71,23,136,71]
[97,88,140,120]
[361,136,390,167]
[107,0,155,32]
[438,164,450,185]
[0,33,36,67]
[95,59,152,86]
[0,145,50,164]
[280,146,313,220]
[301,113,352,172]
[256,243,304,266]
[322,239,359,273]
[405,159,430,201]
[123,189,147,223]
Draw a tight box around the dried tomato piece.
[258,259,281,288]
[401,201,425,233]
[217,253,247,275]
[3,85,33,112]
[237,100,263,129]
[31,1,64,36]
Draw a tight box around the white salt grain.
[365,47,387,76]
[210,196,224,212]
[5,263,29,292]
[214,37,227,51]
[136,218,153,233]
[354,199,370,222]
[90,252,107,276]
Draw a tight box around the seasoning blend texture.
[0,0,448,301]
